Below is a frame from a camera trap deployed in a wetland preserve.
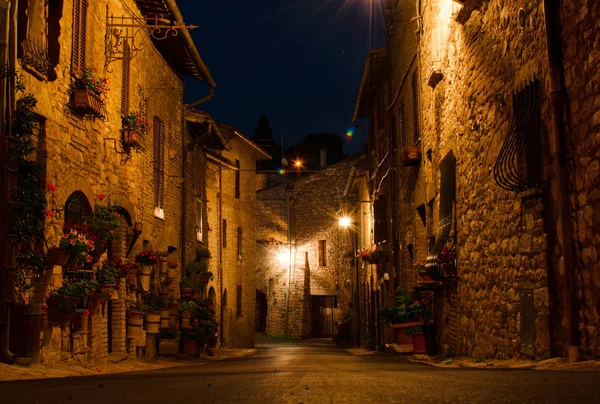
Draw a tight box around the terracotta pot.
[160,309,170,328]
[182,339,199,356]
[144,312,161,334]
[91,239,108,264]
[411,332,428,354]
[139,265,152,291]
[51,249,71,266]
[127,311,143,338]
[390,322,423,345]
[168,304,179,326]
[73,313,89,333]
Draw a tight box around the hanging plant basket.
[51,249,71,267]
[122,128,143,150]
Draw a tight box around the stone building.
[190,117,270,348]
[352,0,600,360]
[256,155,366,339]
[0,0,216,363]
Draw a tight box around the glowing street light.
[338,216,351,228]
[294,160,303,168]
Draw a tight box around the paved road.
[1,341,599,403]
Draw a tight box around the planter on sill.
[122,128,143,150]
[400,146,421,166]
[71,90,105,119]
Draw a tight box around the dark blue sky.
[179,0,386,154]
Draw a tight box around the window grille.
[493,78,541,193]
[63,191,92,232]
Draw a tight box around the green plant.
[145,294,162,312]
[195,248,211,259]
[179,300,198,312]
[71,67,108,96]
[380,288,432,325]
[121,111,152,134]
[404,326,423,337]
[135,250,159,265]
[118,261,138,278]
[96,261,119,285]
[415,261,427,273]
[128,300,147,313]
[87,199,121,240]
[53,279,99,313]
[180,277,195,288]
[58,227,94,263]
[186,260,207,274]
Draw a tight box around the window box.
[400,146,421,166]
[71,90,105,119]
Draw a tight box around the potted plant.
[438,245,457,279]
[380,288,425,345]
[179,300,197,329]
[368,244,390,265]
[195,247,211,261]
[158,325,180,356]
[58,227,95,265]
[182,321,202,356]
[415,261,434,283]
[50,247,71,267]
[358,249,372,263]
[96,261,120,290]
[50,279,98,330]
[87,197,121,261]
[180,277,194,301]
[144,295,161,335]
[168,299,180,327]
[70,67,108,118]
[121,111,151,150]
[135,250,159,291]
[118,261,139,289]
[127,300,147,339]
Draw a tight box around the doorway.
[311,295,337,337]
[255,290,267,333]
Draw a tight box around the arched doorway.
[255,290,267,333]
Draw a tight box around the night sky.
[179,0,386,155]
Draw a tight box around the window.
[234,159,240,199]
[121,42,131,115]
[237,227,243,257]
[222,219,227,248]
[398,100,406,147]
[427,151,456,261]
[318,240,327,267]
[63,191,92,231]
[71,0,87,75]
[411,71,420,144]
[195,152,203,242]
[17,0,63,80]
[236,285,242,317]
[153,117,165,218]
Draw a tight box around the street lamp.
[338,216,351,228]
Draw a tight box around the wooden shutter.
[236,285,242,317]
[71,0,87,75]
[121,42,131,115]
[234,159,240,199]
[237,227,243,257]
[222,219,227,248]
[412,71,420,144]
[153,117,165,211]
[318,240,326,267]
[398,100,406,147]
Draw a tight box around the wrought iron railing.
[21,37,54,80]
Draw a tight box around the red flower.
[46,182,56,192]
[114,212,119,216]
[45,209,53,218]
[194,318,199,323]
[98,193,106,200]
[421,299,429,306]
[187,326,192,330]
[84,309,91,316]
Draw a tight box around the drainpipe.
[218,166,224,345]
[180,84,187,274]
[188,87,214,110]
[542,0,579,362]
[0,0,16,364]
[284,185,291,337]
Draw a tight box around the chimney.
[320,149,327,168]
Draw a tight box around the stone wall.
[560,0,600,357]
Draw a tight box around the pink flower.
[194,318,199,323]
[70,240,76,246]
[98,193,106,200]
[86,255,92,262]
[45,209,53,218]
[46,182,56,192]
[84,309,91,316]
[63,233,69,238]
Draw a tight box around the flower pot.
[182,339,199,356]
[122,128,143,149]
[411,332,428,354]
[139,265,152,292]
[181,286,193,301]
[72,313,89,333]
[144,312,161,334]
[158,338,179,355]
[127,271,138,289]
[72,89,104,118]
[90,239,108,264]
[160,309,170,328]
[159,261,168,276]
[390,322,423,345]
[51,249,71,266]
[168,303,179,326]
[127,311,143,338]
[180,310,191,328]
[207,347,216,356]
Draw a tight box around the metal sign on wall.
[520,288,535,356]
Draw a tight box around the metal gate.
[311,296,337,337]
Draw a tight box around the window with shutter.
[234,159,240,199]
[398,100,406,148]
[121,42,131,115]
[318,240,327,267]
[412,71,420,144]
[71,0,87,75]
[153,117,165,218]
[237,227,243,257]
[236,285,243,317]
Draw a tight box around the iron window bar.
[21,37,55,81]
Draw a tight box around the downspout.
[542,0,579,362]
[180,85,186,274]
[384,3,399,290]
[188,87,214,110]
[0,0,16,364]
[218,166,224,345]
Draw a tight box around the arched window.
[63,191,91,232]
[208,286,216,305]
